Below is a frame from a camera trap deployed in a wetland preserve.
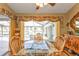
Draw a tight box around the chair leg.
[63,50,75,56]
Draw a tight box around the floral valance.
[18,16,63,22]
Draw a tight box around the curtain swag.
[18,16,63,22]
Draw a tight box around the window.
[0,21,10,41]
[0,15,10,55]
[24,21,57,41]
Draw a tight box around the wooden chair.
[48,36,66,56]
[63,35,79,56]
[10,36,21,56]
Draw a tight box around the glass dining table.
[16,40,65,56]
[16,40,55,56]
[16,45,59,56]
[17,49,49,56]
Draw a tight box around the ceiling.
[7,3,76,14]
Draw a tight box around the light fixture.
[36,3,44,7]
[36,3,56,10]
[44,3,48,5]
